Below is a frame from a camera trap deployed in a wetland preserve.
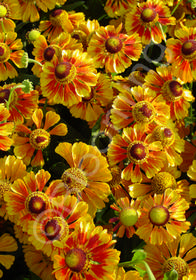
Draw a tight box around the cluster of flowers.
[0,0,196,279]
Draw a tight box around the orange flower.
[87,24,142,73]
[40,50,98,107]
[0,83,38,123]
[53,220,120,280]
[13,108,68,167]
[0,0,21,32]
[136,189,190,245]
[107,125,165,182]
[125,0,175,44]
[104,0,134,18]
[0,104,13,151]
[166,26,196,83]
[144,65,195,121]
[0,31,24,81]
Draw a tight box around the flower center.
[61,167,88,193]
[149,205,169,226]
[0,180,12,203]
[151,172,177,194]
[28,29,41,42]
[181,40,196,60]
[127,141,148,163]
[162,80,183,102]
[55,62,76,84]
[25,191,49,215]
[44,47,55,61]
[108,166,122,189]
[141,8,157,23]
[0,4,7,17]
[132,101,155,124]
[44,217,69,241]
[163,257,189,280]
[151,126,175,147]
[29,129,50,150]
[50,9,67,28]
[65,248,86,272]
[0,89,10,103]
[0,43,10,63]
[120,208,138,227]
[105,36,123,54]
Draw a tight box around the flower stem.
[171,0,183,15]
[6,84,26,111]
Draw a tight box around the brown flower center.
[127,141,148,163]
[55,62,76,84]
[151,172,177,194]
[163,257,189,280]
[44,47,55,61]
[65,248,87,272]
[132,101,155,124]
[0,43,10,63]
[141,8,157,23]
[61,167,88,194]
[105,36,123,54]
[181,39,196,59]
[0,89,10,103]
[29,129,50,150]
[25,191,49,215]
[149,205,170,226]
[162,80,183,102]
[44,217,69,241]
[151,126,175,147]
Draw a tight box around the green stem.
[0,20,5,34]
[141,261,156,280]
[28,58,43,67]
[171,0,183,15]
[158,22,166,44]
[6,84,26,111]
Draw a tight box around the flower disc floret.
[29,129,50,150]
[163,257,189,280]
[105,36,123,53]
[55,62,76,83]
[0,89,10,103]
[132,101,155,123]
[127,141,148,163]
[65,248,87,272]
[151,172,177,194]
[61,167,88,193]
[162,80,183,101]
[0,43,10,62]
[181,39,196,59]
[44,217,69,241]
[151,126,175,147]
[141,8,158,23]
[44,47,55,61]
[25,191,49,215]
[120,208,138,227]
[149,206,170,226]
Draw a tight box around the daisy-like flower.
[27,195,89,258]
[0,233,18,278]
[104,0,134,18]
[136,189,190,245]
[142,233,196,279]
[32,33,83,77]
[0,0,21,32]
[144,65,195,121]
[125,0,175,45]
[166,26,196,83]
[53,219,120,280]
[39,10,85,41]
[4,169,51,232]
[0,104,13,151]
[0,83,38,123]
[23,244,55,280]
[69,73,113,122]
[107,125,165,182]
[110,85,170,131]
[13,108,68,167]
[46,141,112,216]
[187,160,196,200]
[109,196,141,238]
[0,155,27,219]
[87,24,142,73]
[0,31,24,81]
[40,49,98,107]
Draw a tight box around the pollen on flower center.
[162,80,183,101]
[149,206,169,226]
[44,47,55,61]
[0,180,12,203]
[151,172,177,194]
[181,40,196,59]
[105,36,123,54]
[127,141,148,163]
[65,248,87,272]
[141,8,157,23]
[55,62,76,83]
[151,126,175,147]
[25,191,49,214]
[50,9,65,27]
[0,89,10,103]
[0,43,10,63]
[132,101,155,123]
[61,167,88,193]
[29,129,50,150]
[120,208,138,227]
[163,257,189,280]
[0,5,7,18]
[44,217,69,241]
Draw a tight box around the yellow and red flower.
[166,26,196,83]
[0,104,13,151]
[136,189,190,245]
[110,85,170,131]
[144,65,195,120]
[40,50,98,107]
[87,24,142,73]
[13,108,68,167]
[125,0,175,45]
[143,233,196,279]
[0,0,21,32]
[187,160,196,200]
[104,0,134,18]
[46,141,112,216]
[0,32,24,81]
[53,219,120,280]
[107,125,165,182]
[0,83,38,123]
